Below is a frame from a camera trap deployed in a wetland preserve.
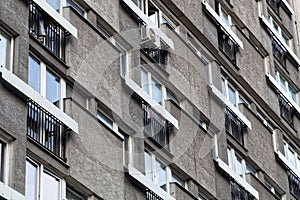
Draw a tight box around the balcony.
[142,103,173,149]
[288,171,300,199]
[146,188,164,200]
[218,27,237,64]
[272,39,286,67]
[267,0,280,14]
[27,99,67,159]
[142,48,168,67]
[225,107,246,145]
[29,2,68,61]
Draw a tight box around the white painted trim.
[124,75,178,129]
[281,0,295,15]
[266,73,300,115]
[276,150,300,178]
[32,0,78,38]
[0,66,79,133]
[0,182,26,200]
[128,164,176,200]
[208,84,252,129]
[260,15,300,66]
[201,0,244,49]
[215,157,259,200]
[122,0,174,49]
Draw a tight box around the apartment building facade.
[0,0,300,199]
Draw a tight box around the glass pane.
[221,78,226,95]
[97,112,113,130]
[144,151,152,182]
[235,155,243,177]
[46,69,60,106]
[288,86,296,102]
[155,159,166,190]
[120,53,126,77]
[288,147,296,168]
[172,172,184,187]
[279,75,286,91]
[228,85,236,105]
[220,8,229,26]
[25,160,37,200]
[0,142,4,182]
[141,69,148,94]
[148,2,159,27]
[28,56,40,93]
[42,171,59,200]
[246,163,255,175]
[151,79,162,104]
[0,30,10,69]
[227,147,232,168]
[46,0,60,11]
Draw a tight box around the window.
[230,181,254,200]
[66,0,86,16]
[66,187,85,200]
[288,171,300,199]
[267,0,280,14]
[28,54,65,108]
[283,141,300,171]
[221,77,248,109]
[264,179,282,199]
[227,146,256,179]
[0,140,7,183]
[225,108,245,145]
[46,0,61,11]
[0,28,13,71]
[171,172,185,187]
[140,68,164,106]
[115,42,128,77]
[97,111,113,130]
[268,16,290,47]
[276,72,297,103]
[25,158,62,200]
[272,38,286,67]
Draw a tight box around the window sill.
[0,66,78,133]
[31,0,77,38]
[0,182,26,200]
[201,0,244,49]
[124,75,178,129]
[208,84,252,129]
[214,157,259,200]
[127,164,176,200]
[281,0,295,15]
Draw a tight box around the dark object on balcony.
[27,99,67,159]
[288,171,300,199]
[279,95,294,126]
[272,39,286,67]
[142,103,172,149]
[143,48,168,66]
[225,107,245,145]
[218,27,237,64]
[29,2,67,61]
[230,181,255,200]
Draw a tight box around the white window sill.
[281,0,295,15]
[214,157,260,200]
[32,0,78,38]
[276,150,300,178]
[208,84,252,129]
[0,182,26,200]
[128,164,176,200]
[121,0,174,49]
[201,0,244,49]
[0,66,79,133]
[266,73,300,115]
[125,75,179,129]
[260,15,300,66]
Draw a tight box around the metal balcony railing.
[142,103,172,149]
[288,171,300,199]
[218,27,237,64]
[225,107,245,145]
[27,99,67,159]
[279,95,294,126]
[230,181,255,200]
[267,0,280,14]
[145,188,164,200]
[272,39,286,67]
[143,48,168,67]
[28,2,67,61]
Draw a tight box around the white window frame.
[0,28,14,72]
[283,140,300,172]
[268,15,291,47]
[112,40,130,78]
[227,146,257,180]
[275,71,298,104]
[28,54,66,110]
[25,157,66,200]
[141,67,166,108]
[0,138,9,185]
[218,4,232,27]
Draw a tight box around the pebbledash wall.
[0,0,300,200]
